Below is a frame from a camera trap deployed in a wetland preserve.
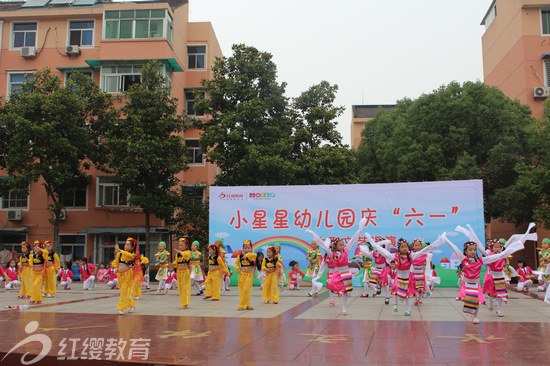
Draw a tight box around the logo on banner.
[2,321,52,365]
[217,192,244,200]
[248,192,275,199]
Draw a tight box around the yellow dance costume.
[262,256,282,303]
[305,249,322,278]
[204,254,228,300]
[174,250,192,307]
[235,252,257,310]
[132,256,149,299]
[113,250,136,311]
[44,249,60,296]
[18,252,32,298]
[29,248,48,304]
[539,249,550,282]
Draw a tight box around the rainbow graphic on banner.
[253,236,312,255]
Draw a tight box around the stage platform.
[1,286,550,365]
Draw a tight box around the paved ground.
[1,284,550,365]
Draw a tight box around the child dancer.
[79,257,96,291]
[235,239,257,310]
[368,233,443,316]
[29,241,48,305]
[516,259,534,292]
[255,251,266,290]
[307,217,366,314]
[154,241,170,295]
[58,262,73,290]
[456,222,537,317]
[359,240,391,305]
[43,240,60,298]
[537,238,550,292]
[106,263,118,289]
[4,260,20,290]
[113,237,140,315]
[481,238,509,316]
[174,237,192,309]
[131,254,148,299]
[287,261,304,290]
[18,242,32,299]
[441,224,534,323]
[262,246,282,304]
[203,242,228,301]
[411,239,428,306]
[190,241,205,295]
[305,241,322,296]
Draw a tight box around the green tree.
[174,185,209,251]
[104,60,187,246]
[0,69,114,250]
[356,81,535,223]
[491,112,550,228]
[194,44,355,186]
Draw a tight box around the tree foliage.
[104,60,187,244]
[355,81,536,224]
[0,69,114,249]
[194,44,356,186]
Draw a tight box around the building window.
[185,90,205,116]
[187,45,206,69]
[7,72,33,97]
[185,139,204,165]
[104,9,169,40]
[12,22,37,48]
[0,235,27,254]
[543,10,550,35]
[59,235,85,264]
[69,20,94,47]
[484,4,497,30]
[544,60,550,86]
[97,177,129,206]
[100,65,142,93]
[182,185,204,201]
[1,191,28,209]
[62,187,87,208]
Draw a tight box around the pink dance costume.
[369,233,443,316]
[442,227,533,323]
[307,217,367,314]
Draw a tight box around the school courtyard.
[1,285,550,365]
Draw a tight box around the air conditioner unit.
[533,86,550,98]
[20,46,36,58]
[59,209,67,221]
[7,210,22,221]
[66,45,80,55]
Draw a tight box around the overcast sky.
[188,0,492,145]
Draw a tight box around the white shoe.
[118,310,124,315]
[496,310,503,317]
[128,307,135,313]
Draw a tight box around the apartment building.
[0,0,221,264]
[481,0,549,260]
[350,104,395,149]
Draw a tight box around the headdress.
[127,237,138,245]
[498,238,506,245]
[463,241,477,250]
[44,240,52,245]
[158,241,167,248]
[486,238,499,249]
[33,240,44,247]
[243,239,252,247]
[192,240,200,246]
[543,238,550,245]
[178,238,188,244]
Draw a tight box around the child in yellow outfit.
[174,238,192,308]
[190,241,205,295]
[29,240,48,305]
[154,241,170,295]
[203,243,228,301]
[18,242,32,299]
[113,237,138,315]
[235,240,257,311]
[262,246,283,304]
[43,240,60,298]
[131,254,149,300]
